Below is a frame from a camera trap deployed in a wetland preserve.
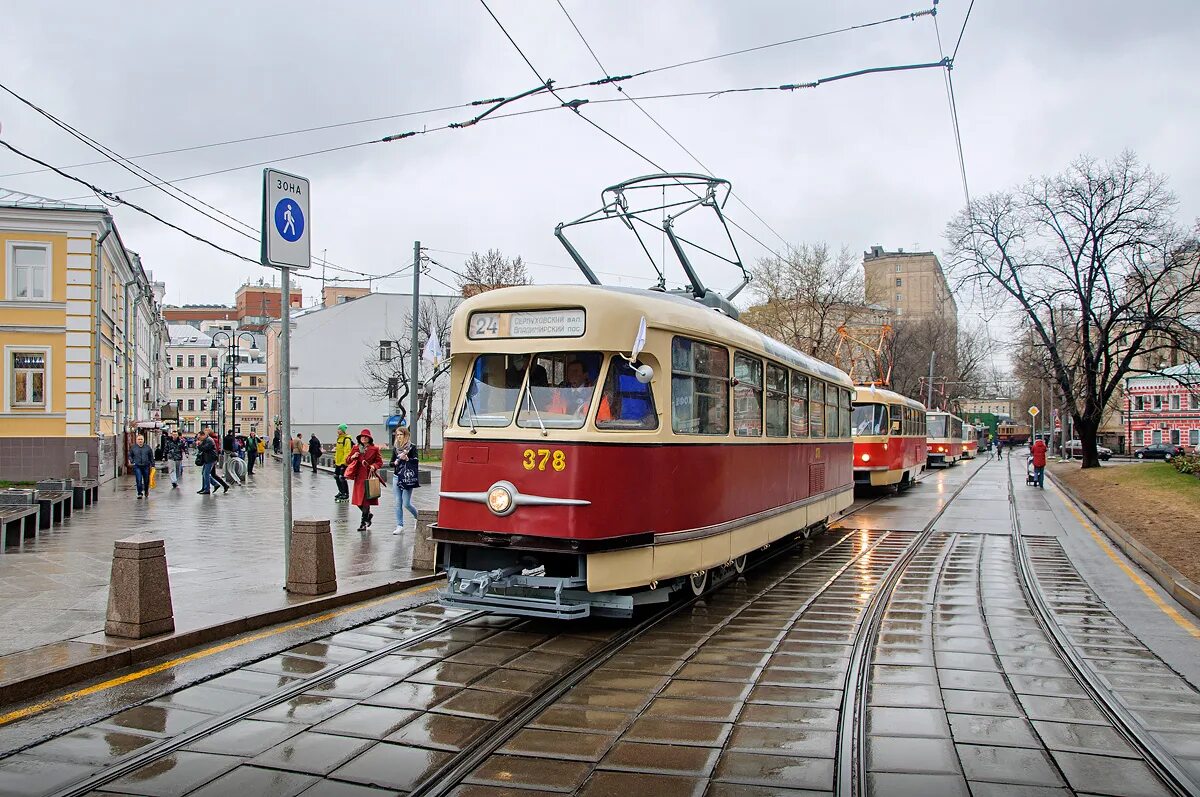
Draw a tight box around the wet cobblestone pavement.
[1,457,1198,795]
[0,462,441,658]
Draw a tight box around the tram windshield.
[928,414,948,438]
[517,351,603,429]
[852,403,887,436]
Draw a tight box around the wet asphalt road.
[0,456,1197,796]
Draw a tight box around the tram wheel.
[688,569,709,597]
[732,554,748,574]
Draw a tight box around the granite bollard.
[287,519,337,595]
[413,509,439,571]
[105,535,175,638]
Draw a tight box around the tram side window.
[733,353,764,436]
[459,354,524,427]
[765,363,789,438]
[889,404,902,435]
[840,389,852,438]
[596,356,658,430]
[825,386,840,439]
[671,337,729,435]
[518,352,603,429]
[790,372,809,437]
[810,380,825,437]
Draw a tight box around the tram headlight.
[487,484,515,516]
[861,453,871,462]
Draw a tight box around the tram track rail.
[47,609,488,797]
[1005,458,1200,797]
[836,457,991,797]
[406,524,887,796]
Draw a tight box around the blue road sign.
[274,198,304,242]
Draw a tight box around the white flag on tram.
[422,329,443,367]
[631,315,647,360]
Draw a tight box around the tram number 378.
[522,449,567,472]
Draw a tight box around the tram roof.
[453,284,852,386]
[853,385,927,410]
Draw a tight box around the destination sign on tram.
[468,309,586,339]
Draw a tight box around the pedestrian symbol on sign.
[274,199,304,242]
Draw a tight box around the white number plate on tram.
[468,309,586,339]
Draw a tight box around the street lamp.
[210,331,255,436]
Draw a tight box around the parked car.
[1063,439,1112,460]
[1133,443,1185,460]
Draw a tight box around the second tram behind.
[433,285,855,619]
[961,423,981,459]
[926,410,965,466]
[851,386,927,489]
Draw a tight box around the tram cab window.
[790,372,809,437]
[810,381,825,437]
[596,356,658,430]
[517,351,602,429]
[671,337,728,435]
[459,354,524,427]
[853,404,886,436]
[765,363,789,438]
[928,414,947,438]
[734,353,764,437]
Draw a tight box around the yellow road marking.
[0,582,441,727]
[1052,485,1200,638]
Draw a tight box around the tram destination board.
[261,168,311,269]
[469,308,586,339]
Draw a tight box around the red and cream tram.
[961,423,981,459]
[433,285,855,619]
[926,410,965,466]
[851,386,927,490]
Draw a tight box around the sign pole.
[280,265,293,570]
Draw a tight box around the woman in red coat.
[344,428,383,530]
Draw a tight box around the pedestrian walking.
[291,433,305,473]
[223,429,236,466]
[164,429,185,488]
[272,428,281,455]
[130,433,154,499]
[996,438,1004,459]
[196,430,228,494]
[333,424,352,501]
[345,428,383,531]
[308,433,323,473]
[391,427,420,535]
[245,431,258,476]
[1031,437,1048,489]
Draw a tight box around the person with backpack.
[391,427,420,535]
[196,430,228,494]
[308,433,323,474]
[333,424,352,502]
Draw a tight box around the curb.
[1048,469,1200,621]
[0,571,444,706]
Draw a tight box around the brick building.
[1124,363,1200,451]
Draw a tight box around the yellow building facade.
[0,190,168,483]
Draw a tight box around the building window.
[1191,429,1199,447]
[198,377,205,389]
[200,399,207,411]
[200,354,208,367]
[895,278,902,287]
[379,340,393,361]
[1171,429,1181,446]
[187,355,195,367]
[249,395,258,411]
[176,376,183,389]
[1153,429,1162,445]
[175,355,183,367]
[895,293,902,303]
[1191,395,1200,410]
[895,264,902,273]
[1134,396,1145,411]
[6,243,52,301]
[187,377,195,389]
[176,399,183,410]
[234,395,242,411]
[187,399,195,411]
[1171,395,1180,411]
[11,352,46,407]
[249,376,257,387]
[1153,395,1162,410]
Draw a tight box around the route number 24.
[522,449,566,471]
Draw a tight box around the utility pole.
[925,350,936,407]
[409,240,421,443]
[281,270,293,565]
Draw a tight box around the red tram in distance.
[961,423,980,459]
[926,410,965,466]
[433,285,856,619]
[851,386,927,490]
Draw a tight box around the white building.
[266,291,461,448]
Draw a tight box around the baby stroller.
[1025,454,1037,486]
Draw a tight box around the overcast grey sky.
[2,1,1197,309]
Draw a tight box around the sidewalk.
[0,459,442,699]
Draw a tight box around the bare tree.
[884,317,990,405]
[360,298,458,429]
[742,243,865,362]
[946,152,1200,468]
[458,249,530,295]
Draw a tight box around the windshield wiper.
[525,389,548,437]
